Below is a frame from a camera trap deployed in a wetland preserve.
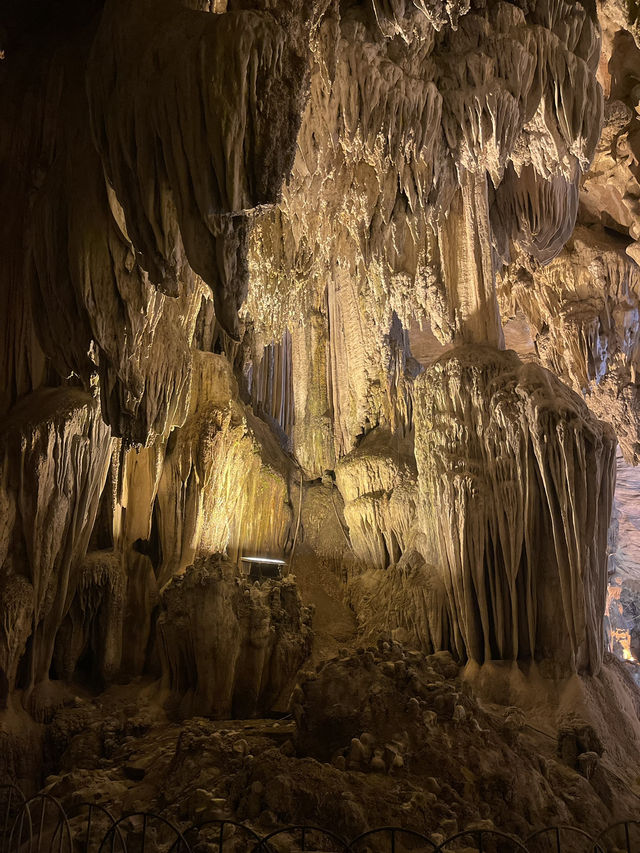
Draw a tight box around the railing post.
[625,822,631,853]
[1,788,10,853]
[301,826,306,851]
[37,799,46,853]
[220,821,225,853]
[478,831,483,853]
[555,826,561,853]
[85,805,93,853]
[390,828,396,853]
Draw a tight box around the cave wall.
[0,0,636,716]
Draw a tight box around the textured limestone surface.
[11,644,640,849]
[157,556,312,718]
[0,390,112,716]
[1,0,640,825]
[606,450,640,682]
[414,346,616,674]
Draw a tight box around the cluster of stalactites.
[87,0,316,341]
[0,390,112,711]
[247,0,603,460]
[0,0,324,448]
[335,431,417,570]
[413,346,615,675]
[499,227,640,464]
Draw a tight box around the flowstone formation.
[0,391,112,715]
[29,643,640,844]
[414,347,616,673]
[158,556,312,718]
[1,0,640,832]
[247,0,603,467]
[499,0,640,463]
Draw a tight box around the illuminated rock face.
[0,391,112,715]
[247,0,603,465]
[0,0,633,722]
[414,347,616,674]
[0,0,322,443]
[499,2,640,464]
[606,451,640,677]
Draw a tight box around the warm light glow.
[241,556,286,565]
[611,627,637,662]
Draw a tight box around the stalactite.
[0,0,626,730]
[250,331,295,442]
[500,226,640,463]
[51,550,125,686]
[414,346,616,674]
[156,353,294,585]
[348,547,450,653]
[335,431,417,570]
[87,0,323,341]
[247,0,602,455]
[0,390,112,712]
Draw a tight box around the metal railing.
[1,786,639,853]
[0,786,25,853]
[7,793,73,853]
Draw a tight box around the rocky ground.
[4,642,640,852]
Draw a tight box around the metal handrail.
[7,794,73,853]
[74,802,126,853]
[0,786,26,853]
[526,825,606,853]
[4,783,640,853]
[436,828,531,853]
[597,821,640,853]
[349,826,438,853]
[172,819,263,853]
[251,824,350,853]
[97,811,191,852]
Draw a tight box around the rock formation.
[0,390,112,717]
[158,556,312,718]
[414,347,615,673]
[2,0,640,830]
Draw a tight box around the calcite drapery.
[335,430,417,570]
[0,0,326,444]
[500,228,640,464]
[51,550,125,688]
[156,352,294,585]
[94,351,296,680]
[414,346,616,674]
[0,390,112,711]
[87,0,322,342]
[247,0,603,470]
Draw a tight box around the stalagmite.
[157,555,312,718]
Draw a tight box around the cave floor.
[7,652,636,851]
